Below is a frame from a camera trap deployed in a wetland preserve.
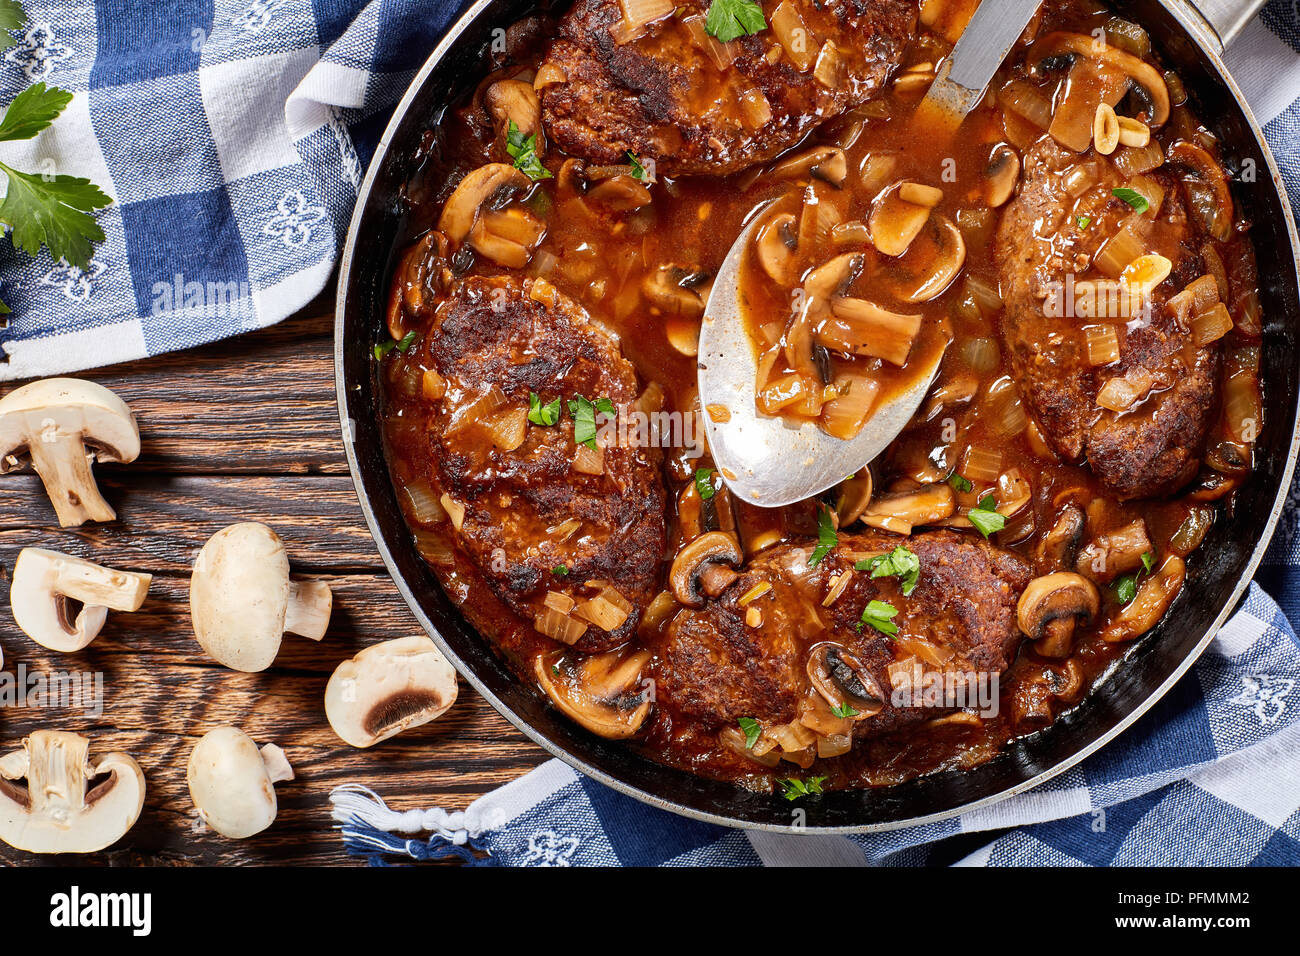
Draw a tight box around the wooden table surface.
[0,300,548,866]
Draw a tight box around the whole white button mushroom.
[325,635,458,748]
[189,522,332,672]
[9,548,152,655]
[187,727,294,839]
[0,378,140,528]
[0,730,146,854]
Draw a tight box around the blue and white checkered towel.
[0,0,463,378]
[322,2,1300,867]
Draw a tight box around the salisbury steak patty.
[424,275,667,653]
[659,531,1031,735]
[997,138,1220,499]
[539,0,915,177]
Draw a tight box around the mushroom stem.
[27,431,116,527]
[259,743,295,785]
[283,579,333,641]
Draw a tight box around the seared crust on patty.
[658,531,1031,734]
[540,0,916,177]
[423,274,667,652]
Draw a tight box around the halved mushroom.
[1027,32,1171,127]
[10,548,152,653]
[1167,140,1234,242]
[869,186,932,257]
[643,263,710,318]
[807,643,885,719]
[770,145,849,187]
[534,647,653,739]
[469,205,546,268]
[676,475,736,543]
[586,174,653,213]
[835,468,874,527]
[0,730,145,854]
[0,378,140,528]
[862,482,955,532]
[1035,504,1086,572]
[190,522,333,672]
[669,531,743,608]
[1017,572,1100,658]
[816,298,922,367]
[436,162,532,246]
[1076,519,1153,583]
[756,211,800,286]
[187,727,293,839]
[325,635,458,748]
[878,215,966,303]
[984,144,1021,207]
[1101,555,1185,643]
[484,79,544,154]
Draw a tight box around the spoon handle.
[922,0,1044,120]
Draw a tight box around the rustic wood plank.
[0,311,551,867]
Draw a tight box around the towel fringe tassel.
[329,784,499,866]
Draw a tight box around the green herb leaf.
[0,0,24,54]
[553,564,569,576]
[396,330,418,352]
[831,702,859,719]
[1077,215,1092,230]
[860,599,899,635]
[738,716,761,749]
[704,0,767,43]
[0,161,111,270]
[627,151,647,181]
[506,119,551,181]
[1115,574,1138,605]
[967,495,1006,539]
[0,296,10,315]
[856,545,921,596]
[1141,550,1156,574]
[778,776,826,801]
[528,392,561,426]
[1112,187,1150,214]
[947,471,973,493]
[0,82,73,142]
[809,504,837,567]
[694,467,716,501]
[567,395,613,450]
[594,397,616,416]
[373,339,397,360]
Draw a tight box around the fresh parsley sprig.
[738,716,761,749]
[778,776,826,801]
[856,545,921,596]
[705,0,767,43]
[808,504,837,567]
[528,392,561,426]
[694,467,716,501]
[967,494,1006,539]
[568,394,615,450]
[506,119,551,181]
[859,599,899,635]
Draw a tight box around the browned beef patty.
[997,137,1220,499]
[539,0,916,177]
[658,531,1031,735]
[424,275,667,653]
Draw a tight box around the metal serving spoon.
[697,0,1044,508]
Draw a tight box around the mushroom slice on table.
[189,522,333,672]
[534,647,653,739]
[0,730,145,854]
[325,635,459,748]
[9,548,152,654]
[0,378,140,528]
[187,727,293,839]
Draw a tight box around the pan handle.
[1180,0,1269,52]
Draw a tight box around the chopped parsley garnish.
[704,0,767,42]
[967,494,1006,539]
[859,599,899,636]
[856,545,921,596]
[778,776,826,802]
[738,716,762,749]
[1115,574,1138,605]
[627,151,647,181]
[1112,187,1150,214]
[0,0,22,53]
[947,471,973,493]
[1141,550,1157,574]
[567,395,613,450]
[528,392,561,426]
[831,702,859,719]
[372,330,418,360]
[553,564,569,576]
[694,467,716,501]
[808,504,837,567]
[1077,215,1092,230]
[506,119,551,181]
